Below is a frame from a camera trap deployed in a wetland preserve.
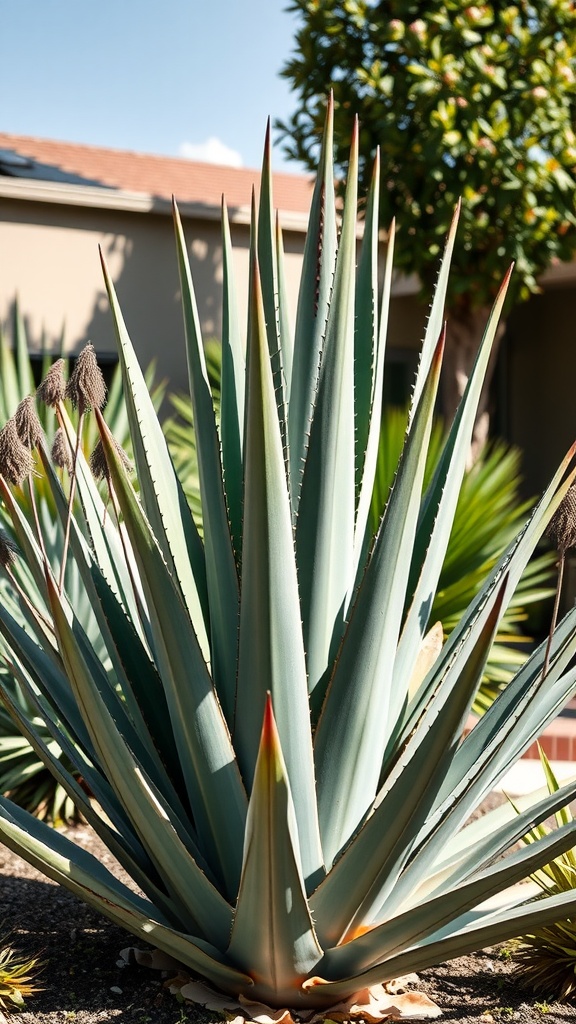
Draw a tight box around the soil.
[1,821,575,1024]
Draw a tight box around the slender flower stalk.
[542,484,576,679]
[56,344,107,592]
[13,396,48,564]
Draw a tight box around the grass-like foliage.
[512,750,576,1001]
[0,104,576,1016]
[0,939,40,1011]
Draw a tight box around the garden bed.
[0,826,573,1024]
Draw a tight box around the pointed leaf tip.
[261,692,276,748]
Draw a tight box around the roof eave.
[0,176,311,232]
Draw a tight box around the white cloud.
[178,136,243,168]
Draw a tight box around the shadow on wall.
[82,197,239,401]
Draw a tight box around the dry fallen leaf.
[120,948,442,1022]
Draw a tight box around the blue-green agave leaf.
[96,411,247,898]
[227,697,322,1005]
[220,198,245,562]
[99,250,210,662]
[296,120,359,711]
[288,93,337,510]
[314,331,444,867]
[173,199,240,724]
[0,799,252,996]
[234,251,324,888]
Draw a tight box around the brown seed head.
[51,427,73,472]
[14,395,44,450]
[0,418,34,486]
[0,530,19,570]
[36,359,67,407]
[65,344,107,413]
[89,435,133,482]
[546,484,576,556]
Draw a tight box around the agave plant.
[2,105,576,1018]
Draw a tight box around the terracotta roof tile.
[0,132,314,215]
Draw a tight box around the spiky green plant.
[510,750,576,1001]
[2,106,576,1015]
[0,940,40,1011]
[0,313,164,821]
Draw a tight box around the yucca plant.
[2,104,576,1019]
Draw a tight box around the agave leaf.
[321,819,576,979]
[38,446,172,748]
[397,440,576,751]
[0,798,252,996]
[410,201,460,420]
[0,599,95,762]
[96,411,247,897]
[353,150,380,497]
[0,323,20,423]
[173,200,240,724]
[44,569,234,945]
[0,652,164,873]
[276,213,293,394]
[390,267,513,730]
[412,769,576,906]
[234,251,323,888]
[288,93,337,510]
[257,121,289,457]
[296,121,359,709]
[220,198,245,561]
[314,332,444,867]
[99,251,210,663]
[227,697,322,1005]
[325,885,576,995]
[311,575,504,946]
[55,406,150,645]
[382,612,576,916]
[13,302,35,400]
[0,676,182,923]
[353,210,394,577]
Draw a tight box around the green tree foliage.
[278,2,576,435]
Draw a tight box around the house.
[1,131,575,499]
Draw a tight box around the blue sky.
[1,0,305,173]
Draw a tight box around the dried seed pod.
[0,418,34,486]
[65,344,106,414]
[36,359,67,407]
[0,530,18,569]
[14,395,44,450]
[51,427,73,472]
[546,484,576,556]
[89,435,133,482]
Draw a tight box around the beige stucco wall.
[1,191,428,403]
[0,196,306,394]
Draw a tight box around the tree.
[277,1,576,450]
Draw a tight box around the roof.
[0,132,314,221]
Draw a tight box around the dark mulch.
[1,822,574,1024]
